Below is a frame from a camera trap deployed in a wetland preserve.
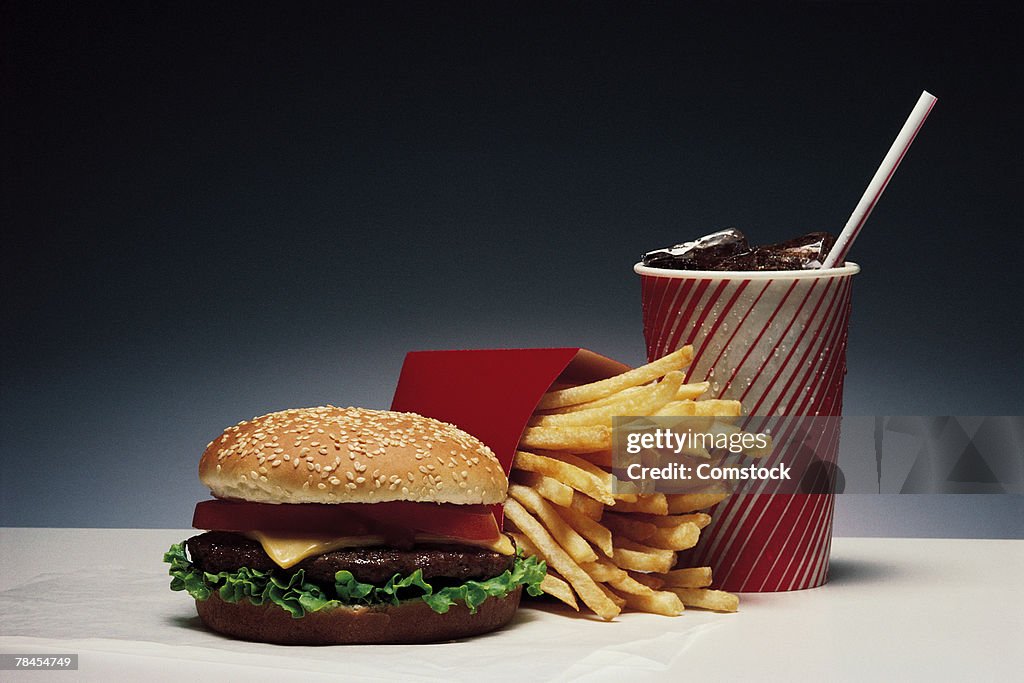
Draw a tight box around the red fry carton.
[390,348,629,475]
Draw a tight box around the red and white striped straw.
[822,90,938,268]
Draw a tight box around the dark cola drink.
[642,229,836,271]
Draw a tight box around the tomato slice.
[192,499,502,541]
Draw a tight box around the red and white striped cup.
[634,261,859,592]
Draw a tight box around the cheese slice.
[245,530,515,569]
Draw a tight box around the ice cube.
[719,232,836,271]
[641,228,749,269]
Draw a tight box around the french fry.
[536,450,614,487]
[666,493,729,514]
[628,571,665,590]
[512,470,574,507]
[608,573,657,596]
[570,492,605,520]
[669,588,739,613]
[598,583,627,610]
[505,499,621,620]
[693,399,742,417]
[658,567,713,588]
[675,381,711,401]
[509,532,538,558]
[536,347,694,409]
[609,493,668,515]
[510,485,598,564]
[556,504,614,556]
[581,558,627,583]
[576,450,613,468]
[529,372,684,427]
[540,572,579,611]
[633,512,712,529]
[520,425,612,452]
[513,532,587,610]
[610,537,676,573]
[538,380,710,415]
[645,522,701,551]
[514,451,614,505]
[653,400,697,417]
[614,587,685,616]
[601,513,658,542]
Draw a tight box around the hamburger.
[164,406,545,644]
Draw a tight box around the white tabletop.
[1,529,1021,682]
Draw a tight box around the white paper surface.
[2,530,1022,682]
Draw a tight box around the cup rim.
[633,261,860,280]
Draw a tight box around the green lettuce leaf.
[164,542,546,619]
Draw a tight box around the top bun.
[199,407,507,505]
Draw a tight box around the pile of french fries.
[505,346,741,620]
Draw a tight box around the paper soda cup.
[634,262,859,591]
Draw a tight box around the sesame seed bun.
[199,406,507,505]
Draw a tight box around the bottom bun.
[195,587,523,645]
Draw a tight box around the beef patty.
[186,531,516,585]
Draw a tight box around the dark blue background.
[2,1,1021,534]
